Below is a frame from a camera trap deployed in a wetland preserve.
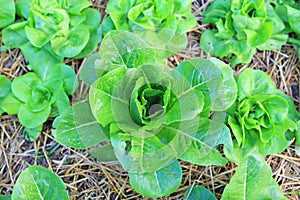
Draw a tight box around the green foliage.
[200,0,288,66]
[87,52,236,196]
[225,68,298,162]
[0,68,78,140]
[80,30,164,86]
[2,0,101,59]
[221,153,287,200]
[0,0,15,28]
[0,75,12,115]
[52,102,107,149]
[183,185,217,200]
[103,0,196,56]
[11,165,69,200]
[267,0,300,58]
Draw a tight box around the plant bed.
[0,0,299,199]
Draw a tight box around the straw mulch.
[0,0,299,199]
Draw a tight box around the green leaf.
[58,64,79,95]
[89,66,126,127]
[0,75,11,99]
[51,24,90,58]
[80,53,102,85]
[11,166,69,200]
[129,160,182,198]
[18,104,51,128]
[16,0,32,19]
[0,0,15,28]
[286,5,300,35]
[11,73,41,102]
[179,118,231,166]
[0,195,11,200]
[24,125,43,141]
[183,186,217,200]
[25,25,50,48]
[89,144,117,162]
[221,153,287,200]
[52,102,107,149]
[0,93,21,115]
[2,22,29,48]
[237,68,276,101]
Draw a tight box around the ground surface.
[0,0,299,199]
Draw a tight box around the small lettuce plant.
[102,0,197,56]
[2,0,102,59]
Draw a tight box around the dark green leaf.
[183,186,217,200]
[0,0,15,28]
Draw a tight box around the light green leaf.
[11,73,41,102]
[0,93,21,115]
[179,118,230,166]
[0,0,15,28]
[51,24,90,58]
[11,166,69,200]
[221,153,287,200]
[129,160,182,198]
[18,104,51,128]
[237,68,276,101]
[183,185,217,200]
[25,26,50,48]
[52,102,107,149]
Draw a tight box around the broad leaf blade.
[52,102,107,149]
[129,160,182,198]
[221,153,287,200]
[11,166,69,200]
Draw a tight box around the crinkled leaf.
[11,166,69,200]
[51,24,90,58]
[129,160,182,198]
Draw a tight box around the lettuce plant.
[0,64,78,140]
[102,0,196,56]
[88,59,236,197]
[52,31,237,198]
[0,75,11,115]
[200,0,288,66]
[225,68,298,162]
[2,0,101,59]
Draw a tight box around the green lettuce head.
[200,0,288,66]
[3,0,101,59]
[225,68,298,162]
[102,0,197,56]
